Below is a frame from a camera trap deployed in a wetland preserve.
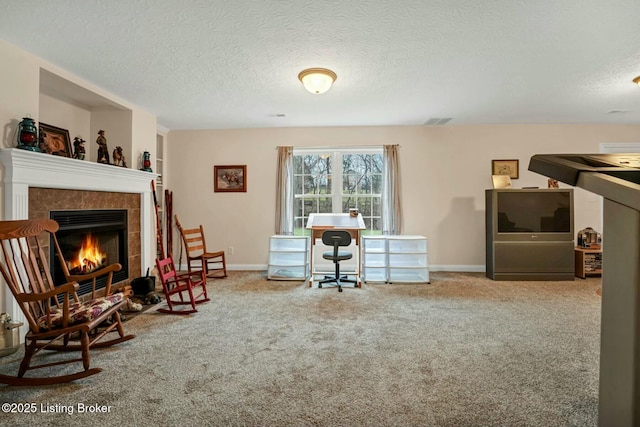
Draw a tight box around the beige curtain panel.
[275,146,294,235]
[382,144,402,235]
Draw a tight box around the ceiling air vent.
[423,118,452,125]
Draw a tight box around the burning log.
[66,234,108,275]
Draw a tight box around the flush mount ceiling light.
[634,76,640,86]
[298,68,337,94]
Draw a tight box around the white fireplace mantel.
[0,148,158,326]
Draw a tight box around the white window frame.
[293,147,383,234]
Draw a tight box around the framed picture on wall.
[39,123,72,158]
[491,159,519,179]
[214,165,247,192]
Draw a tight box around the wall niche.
[38,68,133,164]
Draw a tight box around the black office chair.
[319,230,359,292]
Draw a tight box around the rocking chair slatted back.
[178,223,207,256]
[175,215,227,279]
[0,219,72,333]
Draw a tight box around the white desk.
[306,213,365,287]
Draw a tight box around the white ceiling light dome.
[298,68,337,94]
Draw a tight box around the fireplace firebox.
[50,209,128,296]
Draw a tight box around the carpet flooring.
[0,271,601,426]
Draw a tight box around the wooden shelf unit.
[574,247,602,278]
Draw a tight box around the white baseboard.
[187,264,486,273]
[429,265,485,272]
[174,263,268,272]
[227,264,268,271]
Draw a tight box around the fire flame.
[68,234,107,274]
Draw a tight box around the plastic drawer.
[362,267,388,283]
[388,267,430,283]
[269,251,307,266]
[362,252,387,267]
[388,238,427,253]
[362,236,387,252]
[269,236,309,252]
[268,265,308,280]
[388,253,427,267]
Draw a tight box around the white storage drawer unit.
[267,235,310,280]
[387,236,429,283]
[361,235,429,283]
[361,236,388,283]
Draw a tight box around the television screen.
[497,191,571,233]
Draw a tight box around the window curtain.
[275,146,294,235]
[382,144,402,235]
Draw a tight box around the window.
[293,148,383,235]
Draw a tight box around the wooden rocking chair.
[0,219,134,386]
[175,215,227,279]
[155,256,209,314]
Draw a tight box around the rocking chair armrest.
[174,270,205,283]
[16,282,79,303]
[65,262,122,282]
[65,263,122,298]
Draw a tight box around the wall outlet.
[228,246,234,255]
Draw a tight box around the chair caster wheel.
[338,288,343,292]
[318,284,322,288]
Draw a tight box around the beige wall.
[0,40,40,149]
[0,39,156,163]
[39,93,91,154]
[167,125,640,270]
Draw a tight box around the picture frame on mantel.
[214,165,247,192]
[491,159,519,179]
[39,123,72,158]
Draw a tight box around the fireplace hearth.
[51,209,128,296]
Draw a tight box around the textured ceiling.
[1,0,640,130]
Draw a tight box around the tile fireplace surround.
[0,148,157,336]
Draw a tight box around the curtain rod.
[275,144,399,150]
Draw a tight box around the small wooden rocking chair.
[155,256,209,314]
[175,215,227,279]
[0,219,135,386]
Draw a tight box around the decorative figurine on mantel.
[73,137,86,160]
[96,130,110,164]
[113,146,127,167]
